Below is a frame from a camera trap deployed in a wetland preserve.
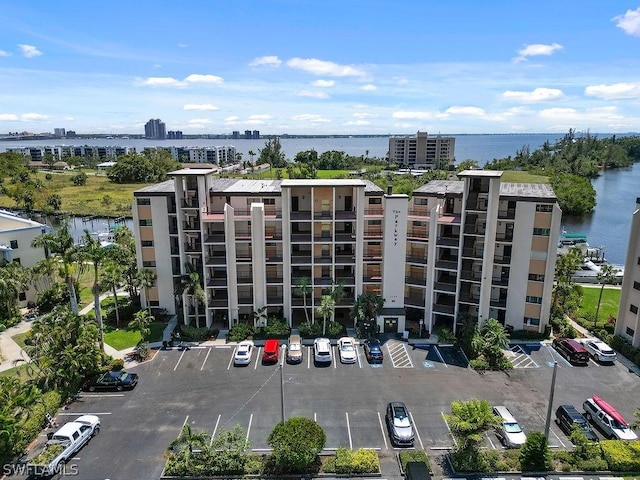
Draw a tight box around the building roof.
[499,182,556,200]
[169,168,217,176]
[134,180,175,195]
[282,179,367,187]
[457,169,503,178]
[413,180,464,196]
[0,210,49,232]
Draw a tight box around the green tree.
[594,264,620,329]
[45,193,62,213]
[77,229,113,350]
[129,309,153,341]
[456,159,479,172]
[444,398,500,451]
[316,295,335,337]
[170,424,210,455]
[208,424,250,475]
[519,431,552,471]
[0,261,29,321]
[31,220,80,315]
[175,262,206,328]
[352,293,384,338]
[247,150,256,164]
[72,172,88,185]
[112,226,139,296]
[101,261,125,327]
[258,138,287,168]
[136,268,157,313]
[267,417,326,472]
[552,247,583,318]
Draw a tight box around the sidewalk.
[0,319,32,372]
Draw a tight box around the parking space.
[49,337,640,480]
[508,344,540,369]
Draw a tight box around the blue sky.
[1,1,640,135]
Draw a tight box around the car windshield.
[289,344,301,351]
[503,422,522,433]
[341,343,354,351]
[237,349,249,355]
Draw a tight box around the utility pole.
[544,361,558,439]
[280,344,286,424]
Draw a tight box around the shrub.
[180,324,217,341]
[71,172,87,185]
[109,358,124,371]
[399,450,430,471]
[326,320,345,338]
[227,323,254,342]
[298,322,322,338]
[267,417,326,472]
[333,447,379,474]
[135,341,150,360]
[263,317,290,338]
[601,439,640,471]
[15,390,62,455]
[0,323,5,333]
[37,284,69,313]
[469,356,489,372]
[519,431,552,471]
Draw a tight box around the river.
[2,133,637,263]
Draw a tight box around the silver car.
[386,402,415,446]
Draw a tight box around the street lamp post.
[544,361,558,439]
[280,344,286,424]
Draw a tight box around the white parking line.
[58,412,112,415]
[486,433,496,449]
[79,394,124,397]
[345,412,353,449]
[181,415,189,429]
[434,346,448,367]
[210,414,221,447]
[377,411,388,450]
[409,412,424,450]
[227,348,235,370]
[215,345,233,349]
[441,411,457,448]
[546,344,572,367]
[357,349,363,368]
[174,349,186,371]
[589,357,601,367]
[246,413,253,444]
[307,346,312,369]
[254,348,261,369]
[333,346,337,369]
[201,347,212,370]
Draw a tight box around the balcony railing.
[490,298,507,308]
[493,255,512,265]
[460,270,482,281]
[406,255,428,264]
[291,233,312,242]
[335,233,356,242]
[204,234,225,243]
[433,281,456,292]
[184,243,202,252]
[462,248,483,259]
[291,255,312,264]
[364,208,383,216]
[437,237,459,247]
[207,278,227,287]
[266,275,283,283]
[405,296,426,307]
[335,254,355,263]
[405,276,426,285]
[290,211,312,220]
[498,208,516,220]
[334,276,355,285]
[265,256,283,263]
[237,276,253,284]
[314,256,333,264]
[314,234,333,242]
[495,233,514,242]
[183,222,200,231]
[267,296,284,304]
[432,304,455,315]
[206,255,226,265]
[492,276,509,286]
[434,259,457,270]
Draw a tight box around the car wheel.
[89,386,95,392]
[500,437,507,447]
[93,426,100,436]
[116,385,123,391]
[585,412,592,421]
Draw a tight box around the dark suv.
[364,339,384,364]
[555,404,598,442]
[552,338,589,365]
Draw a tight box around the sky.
[1,1,640,136]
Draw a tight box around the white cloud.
[343,120,370,126]
[249,55,282,67]
[359,84,377,91]
[184,74,223,84]
[287,57,365,77]
[21,113,49,121]
[0,50,10,57]
[188,118,214,124]
[296,90,329,99]
[183,104,219,111]
[445,106,486,116]
[291,114,331,123]
[353,112,376,119]
[18,44,42,58]
[138,73,223,88]
[248,114,272,120]
[514,42,563,62]
[502,87,564,102]
[394,76,409,85]
[585,82,640,99]
[178,43,188,48]
[392,111,432,120]
[0,114,18,121]
[613,8,640,36]
[138,76,184,87]
[224,116,239,125]
[312,79,335,87]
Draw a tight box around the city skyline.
[1,1,640,135]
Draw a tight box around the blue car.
[364,339,384,364]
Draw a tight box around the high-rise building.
[389,131,455,169]
[615,197,640,347]
[144,118,166,140]
[252,130,260,140]
[133,169,561,335]
[244,130,252,140]
[167,130,183,140]
[54,128,66,137]
[232,131,240,139]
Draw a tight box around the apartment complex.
[144,118,167,140]
[133,169,560,334]
[388,131,456,170]
[615,197,640,347]
[0,211,50,307]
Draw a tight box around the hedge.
[399,450,431,471]
[15,390,62,454]
[332,447,379,474]
[600,440,640,471]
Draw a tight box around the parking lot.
[41,338,640,480]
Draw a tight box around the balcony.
[406,276,426,285]
[335,232,356,242]
[181,199,200,209]
[313,210,333,220]
[184,243,202,252]
[266,275,283,283]
[183,222,200,231]
[498,208,516,220]
[462,248,483,259]
[265,255,283,263]
[204,233,226,243]
[235,231,251,241]
[363,228,383,239]
[335,210,356,220]
[490,298,507,308]
[364,208,383,216]
[458,292,480,304]
[405,296,425,307]
[432,303,455,315]
[463,225,485,235]
[434,281,456,292]
[313,277,333,286]
[290,211,312,220]
[267,296,284,304]
[492,276,509,286]
[291,255,312,264]
[434,259,457,270]
[437,236,459,247]
[335,254,355,263]
[210,295,229,307]
[291,233,312,242]
[264,230,283,240]
[206,255,226,265]
[207,277,227,287]
[406,255,428,264]
[237,276,253,284]
[408,207,430,217]
[495,232,513,242]
[236,252,252,262]
[314,256,333,264]
[493,255,512,265]
[237,296,253,305]
[314,234,333,242]
[335,276,355,285]
[363,275,382,283]
[460,270,481,281]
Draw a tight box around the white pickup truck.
[26,415,100,477]
[583,397,637,440]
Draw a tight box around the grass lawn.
[104,321,165,351]
[0,171,154,217]
[11,332,29,350]
[500,171,550,183]
[0,364,36,379]
[576,285,621,328]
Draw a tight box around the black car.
[83,371,139,392]
[555,404,598,442]
[363,339,384,364]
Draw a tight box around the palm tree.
[0,261,29,320]
[316,295,335,336]
[31,256,58,293]
[101,261,125,327]
[443,398,500,451]
[31,220,80,315]
[294,277,312,326]
[78,230,112,350]
[175,263,206,328]
[594,264,619,329]
[136,268,157,313]
[248,150,256,165]
[129,309,153,341]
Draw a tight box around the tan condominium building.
[616,197,640,347]
[388,131,456,170]
[133,169,561,335]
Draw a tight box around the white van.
[493,405,527,448]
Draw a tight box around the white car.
[234,340,255,366]
[584,339,617,363]
[313,337,332,364]
[493,405,527,448]
[337,336,357,364]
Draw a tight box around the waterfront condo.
[133,169,561,335]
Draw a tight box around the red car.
[262,339,280,363]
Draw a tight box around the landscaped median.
[160,418,382,478]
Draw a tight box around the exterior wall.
[616,199,640,347]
